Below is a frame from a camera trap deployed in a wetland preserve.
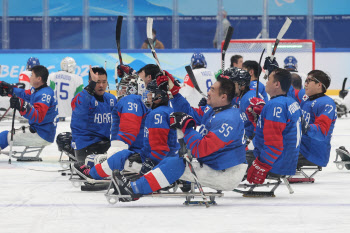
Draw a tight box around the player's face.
[207,81,225,108]
[94,74,108,96]
[305,75,322,96]
[30,71,42,88]
[235,58,243,69]
[265,72,276,96]
[138,70,151,86]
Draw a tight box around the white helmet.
[60,57,76,73]
[118,75,146,99]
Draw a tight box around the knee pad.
[0,130,9,149]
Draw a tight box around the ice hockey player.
[18,57,40,90]
[74,80,179,188]
[230,55,243,69]
[0,65,58,150]
[246,68,302,184]
[48,57,83,120]
[180,53,216,107]
[70,66,117,163]
[242,60,269,101]
[109,73,247,202]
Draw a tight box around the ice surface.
[1,115,350,233]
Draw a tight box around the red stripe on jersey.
[151,152,162,160]
[19,74,30,83]
[295,89,301,103]
[184,74,194,88]
[33,102,49,123]
[71,93,82,111]
[118,112,143,143]
[148,128,170,155]
[262,156,273,164]
[25,89,32,95]
[263,119,286,149]
[266,151,278,160]
[267,145,282,156]
[191,131,233,158]
[144,172,161,191]
[95,164,109,178]
[193,107,204,117]
[313,114,332,135]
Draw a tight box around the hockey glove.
[339,89,349,99]
[301,115,310,135]
[198,97,207,107]
[246,97,265,127]
[263,57,279,77]
[10,96,31,114]
[0,81,14,96]
[84,80,97,95]
[139,158,155,176]
[247,158,272,184]
[156,70,181,96]
[170,112,196,134]
[214,69,222,80]
[117,65,135,78]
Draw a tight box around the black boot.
[112,170,141,202]
[73,162,93,179]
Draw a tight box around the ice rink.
[1,111,350,233]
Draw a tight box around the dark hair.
[230,55,243,67]
[307,70,331,93]
[138,64,160,80]
[89,67,107,81]
[272,68,292,93]
[216,77,235,103]
[291,73,302,90]
[152,29,156,35]
[31,65,49,83]
[242,60,260,78]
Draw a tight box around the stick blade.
[222,26,234,52]
[276,17,292,40]
[147,17,153,39]
[116,16,123,44]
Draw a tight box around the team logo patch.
[302,94,308,101]
[95,100,98,106]
[204,106,210,113]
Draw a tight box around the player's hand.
[156,70,180,96]
[117,65,135,78]
[0,81,14,96]
[10,96,31,114]
[247,158,272,184]
[139,158,155,176]
[89,65,99,83]
[198,97,207,107]
[339,89,349,99]
[170,112,196,133]
[246,97,265,127]
[263,57,279,77]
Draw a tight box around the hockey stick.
[115,16,123,90]
[339,77,348,99]
[342,77,347,93]
[0,107,11,122]
[8,107,16,164]
[221,26,234,71]
[146,17,163,72]
[256,48,265,98]
[185,66,207,98]
[177,129,210,208]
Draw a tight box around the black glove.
[301,115,309,135]
[263,57,279,77]
[139,158,155,175]
[0,81,14,96]
[339,89,349,99]
[170,112,196,133]
[84,81,96,95]
[117,65,135,78]
[198,97,207,107]
[10,96,31,113]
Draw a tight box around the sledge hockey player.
[48,57,83,120]
[74,80,179,187]
[242,60,269,101]
[180,53,216,107]
[70,66,117,163]
[0,65,58,151]
[19,57,40,90]
[246,68,302,184]
[109,73,247,202]
[230,55,243,69]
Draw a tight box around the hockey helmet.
[118,74,146,98]
[284,56,298,72]
[56,132,74,156]
[61,57,77,73]
[26,57,40,70]
[222,67,241,82]
[146,79,169,109]
[191,53,207,69]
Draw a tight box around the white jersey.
[19,70,32,90]
[48,71,84,118]
[179,68,216,107]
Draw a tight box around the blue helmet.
[191,53,207,69]
[284,56,298,71]
[26,57,40,70]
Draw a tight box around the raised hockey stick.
[185,66,207,98]
[256,48,265,98]
[115,16,123,90]
[270,17,292,60]
[147,17,163,72]
[221,26,234,71]
[177,129,210,208]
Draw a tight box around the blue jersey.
[231,96,240,108]
[250,80,269,101]
[171,94,246,170]
[253,95,302,175]
[13,85,58,143]
[111,94,149,154]
[288,86,304,103]
[239,90,265,138]
[300,94,337,166]
[71,90,117,150]
[142,105,180,164]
